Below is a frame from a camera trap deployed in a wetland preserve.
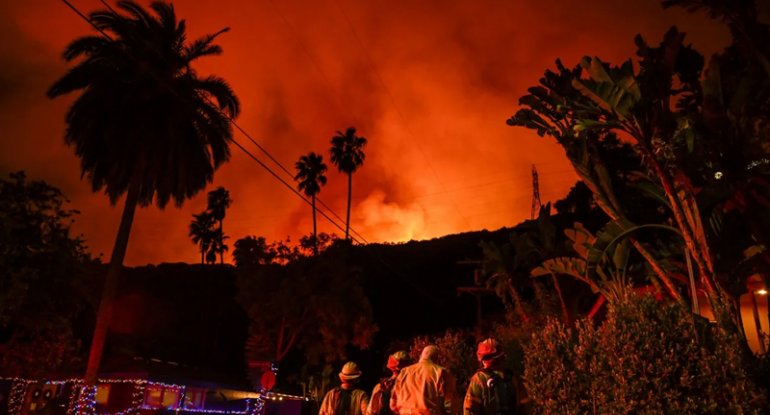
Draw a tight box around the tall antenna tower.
[531,164,541,219]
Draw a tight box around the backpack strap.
[334,387,352,415]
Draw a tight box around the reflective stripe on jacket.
[463,370,517,415]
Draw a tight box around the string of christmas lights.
[0,377,309,415]
[130,381,146,415]
[73,384,97,415]
[67,381,83,415]
[262,392,307,401]
[7,379,31,415]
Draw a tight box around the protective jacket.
[463,369,517,415]
[367,376,396,415]
[389,358,458,415]
[319,386,369,415]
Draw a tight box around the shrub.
[524,294,767,414]
[410,330,478,392]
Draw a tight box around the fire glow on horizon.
[0,0,730,264]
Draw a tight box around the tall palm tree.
[206,187,232,264]
[295,152,328,255]
[189,211,215,264]
[329,128,367,241]
[47,1,239,387]
[206,228,228,265]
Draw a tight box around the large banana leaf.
[571,57,641,121]
[531,256,600,293]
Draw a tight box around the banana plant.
[522,204,573,324]
[511,84,684,301]
[567,33,718,297]
[510,28,722,300]
[479,237,533,325]
[533,221,691,307]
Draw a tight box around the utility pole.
[456,260,493,338]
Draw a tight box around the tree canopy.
[0,171,96,376]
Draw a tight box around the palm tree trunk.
[84,172,141,388]
[345,172,352,241]
[312,195,318,256]
[201,247,204,264]
[219,219,224,264]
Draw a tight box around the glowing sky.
[0,0,730,265]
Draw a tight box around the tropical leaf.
[581,56,614,84]
[573,57,641,121]
[532,257,599,293]
[611,238,632,272]
[587,219,634,265]
[564,222,595,260]
[572,78,615,115]
[630,176,671,208]
[573,119,606,132]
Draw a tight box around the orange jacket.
[389,358,459,415]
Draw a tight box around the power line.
[324,0,473,230]
[59,0,369,244]
[252,0,376,241]
[229,140,363,244]
[216,110,370,243]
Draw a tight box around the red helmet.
[476,338,504,361]
[386,351,410,371]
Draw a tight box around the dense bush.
[410,330,478,392]
[524,294,767,414]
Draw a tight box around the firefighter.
[319,361,370,415]
[390,345,459,415]
[463,338,518,415]
[367,351,411,415]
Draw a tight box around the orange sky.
[0,0,730,265]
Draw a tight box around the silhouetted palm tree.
[189,211,215,264]
[206,187,232,264]
[46,0,239,386]
[329,128,367,241]
[295,152,328,255]
[206,228,228,265]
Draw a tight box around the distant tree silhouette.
[206,187,232,264]
[233,236,276,268]
[46,0,239,386]
[329,127,367,241]
[189,211,216,264]
[206,228,228,265]
[233,235,300,267]
[0,172,94,377]
[295,152,328,255]
[298,232,338,256]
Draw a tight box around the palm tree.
[47,1,239,387]
[189,211,215,264]
[206,228,228,265]
[206,187,232,264]
[295,152,328,255]
[329,128,367,241]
